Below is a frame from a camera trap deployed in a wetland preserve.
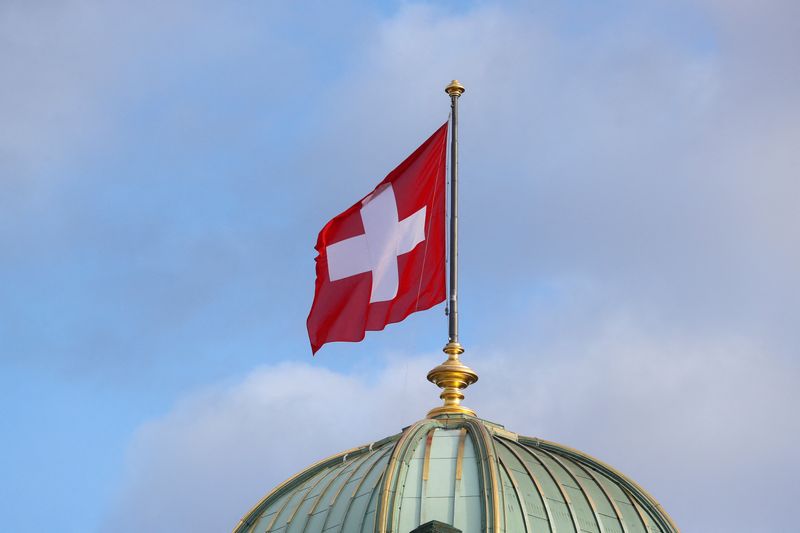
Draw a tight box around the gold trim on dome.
[455,428,467,480]
[471,417,502,532]
[426,342,479,417]
[421,429,435,481]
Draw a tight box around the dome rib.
[340,447,394,531]
[358,458,387,533]
[283,462,332,527]
[263,477,301,531]
[468,417,502,533]
[497,454,532,532]
[311,450,369,530]
[495,437,556,530]
[513,438,580,532]
[285,453,355,531]
[288,459,351,531]
[537,447,606,533]
[624,488,650,532]
[561,452,630,533]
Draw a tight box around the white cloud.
[105,303,799,532]
[103,358,434,533]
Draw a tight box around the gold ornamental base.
[426,342,478,418]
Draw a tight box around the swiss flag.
[307,123,448,353]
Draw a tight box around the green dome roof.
[233,415,677,533]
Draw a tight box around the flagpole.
[426,80,478,418]
[447,80,462,346]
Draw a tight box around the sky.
[1,1,799,532]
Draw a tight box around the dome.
[232,414,678,533]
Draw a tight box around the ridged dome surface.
[233,415,677,533]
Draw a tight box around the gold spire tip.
[445,80,465,97]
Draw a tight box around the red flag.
[307,123,448,353]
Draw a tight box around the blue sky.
[2,1,799,532]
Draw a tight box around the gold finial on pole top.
[427,79,477,418]
[445,79,465,97]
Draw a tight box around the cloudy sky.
[2,1,798,531]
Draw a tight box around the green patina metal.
[232,415,678,533]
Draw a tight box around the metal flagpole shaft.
[425,80,477,419]
[447,80,463,345]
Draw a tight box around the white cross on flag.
[307,123,448,353]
